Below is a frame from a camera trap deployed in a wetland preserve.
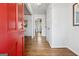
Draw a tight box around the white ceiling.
[30,3,49,14]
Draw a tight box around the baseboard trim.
[51,46,67,48]
[68,47,79,56]
[46,39,53,48]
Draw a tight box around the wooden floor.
[24,33,77,56]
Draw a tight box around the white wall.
[52,3,71,48]
[46,3,79,55]
[24,15,32,36]
[32,14,46,37]
[46,4,53,48]
[53,3,79,55]
[46,4,70,48]
[67,3,79,55]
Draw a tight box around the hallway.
[24,33,77,56]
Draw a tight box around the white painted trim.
[52,46,67,48]
[49,42,53,48]
[68,47,79,56]
[46,38,52,48]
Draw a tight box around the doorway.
[35,18,42,38]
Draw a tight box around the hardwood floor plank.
[24,33,77,56]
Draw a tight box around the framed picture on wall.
[73,3,79,26]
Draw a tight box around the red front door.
[0,3,24,56]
